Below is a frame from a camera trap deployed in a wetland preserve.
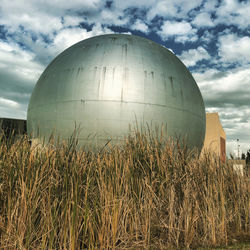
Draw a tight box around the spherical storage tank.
[27,34,206,149]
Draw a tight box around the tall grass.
[0,131,249,249]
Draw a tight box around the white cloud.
[179,46,210,67]
[44,0,102,10]
[53,24,114,52]
[0,39,44,119]
[147,1,178,20]
[179,0,203,14]
[99,8,130,26]
[215,0,250,29]
[203,0,218,12]
[218,34,250,65]
[158,21,198,43]
[0,96,28,119]
[194,68,250,95]
[113,0,156,10]
[0,41,43,81]
[0,2,63,34]
[161,21,192,36]
[131,20,149,33]
[175,35,198,43]
[0,97,19,108]
[0,0,104,34]
[200,30,215,43]
[192,12,214,27]
[62,16,83,27]
[53,28,89,52]
[147,0,203,21]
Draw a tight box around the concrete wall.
[228,159,248,176]
[0,118,27,138]
[203,113,226,162]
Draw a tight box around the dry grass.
[0,130,249,249]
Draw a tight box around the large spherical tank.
[27,34,206,149]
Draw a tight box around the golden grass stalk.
[0,131,249,249]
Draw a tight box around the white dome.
[27,34,206,149]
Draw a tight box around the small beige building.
[203,113,226,162]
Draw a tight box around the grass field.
[0,131,249,249]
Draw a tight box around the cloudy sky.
[0,0,249,155]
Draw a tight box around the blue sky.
[0,0,249,155]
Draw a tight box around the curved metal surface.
[27,34,206,149]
